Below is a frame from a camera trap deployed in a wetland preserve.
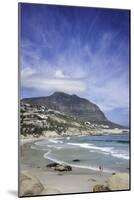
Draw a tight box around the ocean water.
[32,133,130,173]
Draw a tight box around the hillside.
[20,93,127,138]
[20,102,97,137]
[21,92,124,128]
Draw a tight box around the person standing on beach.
[99,165,103,175]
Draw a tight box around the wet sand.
[19,139,112,195]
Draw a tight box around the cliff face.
[21,92,107,123]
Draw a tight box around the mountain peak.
[21,92,125,128]
[52,91,69,96]
[22,91,108,122]
[52,91,80,99]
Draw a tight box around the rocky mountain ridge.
[20,102,127,138]
[22,92,107,122]
[21,92,123,128]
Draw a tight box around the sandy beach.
[19,138,114,195]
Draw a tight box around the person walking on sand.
[99,165,103,176]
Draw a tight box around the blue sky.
[20,3,130,126]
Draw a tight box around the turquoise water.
[32,133,130,173]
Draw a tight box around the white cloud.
[21,29,129,113]
[21,67,86,94]
[82,34,129,112]
[88,72,129,112]
[54,70,66,78]
[21,67,36,78]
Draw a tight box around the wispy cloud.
[20,4,129,125]
[54,70,66,78]
[21,67,86,94]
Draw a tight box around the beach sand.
[19,139,114,196]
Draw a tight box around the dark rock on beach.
[72,159,80,162]
[46,162,58,168]
[46,162,72,172]
[54,164,72,172]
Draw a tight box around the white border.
[0,0,133,199]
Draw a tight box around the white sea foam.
[67,142,114,152]
[67,142,94,148]
[35,139,63,147]
[31,143,118,172]
[35,141,47,146]
[31,145,50,152]
[54,146,63,150]
[111,152,129,160]
[32,135,129,177]
[43,152,113,173]
[35,140,129,161]
[31,145,40,150]
[47,145,53,148]
[49,139,63,144]
[67,142,129,160]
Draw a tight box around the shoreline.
[19,138,118,195]
[20,130,129,143]
[20,134,129,173]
